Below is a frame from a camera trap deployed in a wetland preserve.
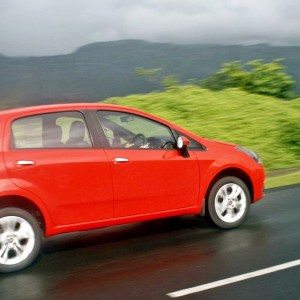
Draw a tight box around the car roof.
[0,103,130,116]
[0,102,174,129]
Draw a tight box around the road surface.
[1,185,299,299]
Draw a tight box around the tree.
[161,75,180,91]
[135,67,162,83]
[201,59,295,99]
[244,59,294,99]
[201,61,247,90]
[135,67,180,91]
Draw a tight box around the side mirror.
[177,136,190,157]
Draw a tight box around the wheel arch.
[204,167,254,212]
[0,195,47,233]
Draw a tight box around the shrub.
[201,59,295,99]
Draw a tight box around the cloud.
[0,0,299,56]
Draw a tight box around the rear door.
[3,110,113,226]
[95,110,200,218]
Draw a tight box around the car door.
[3,110,113,226]
[95,110,200,218]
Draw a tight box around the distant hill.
[0,40,300,107]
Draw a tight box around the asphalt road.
[1,185,299,299]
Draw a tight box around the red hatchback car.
[0,103,265,272]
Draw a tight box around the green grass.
[266,170,300,188]
[106,86,300,171]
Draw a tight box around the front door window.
[97,111,175,149]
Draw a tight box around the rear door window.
[11,111,92,149]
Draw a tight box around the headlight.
[236,146,262,164]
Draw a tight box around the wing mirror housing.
[177,136,190,157]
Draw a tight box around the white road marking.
[167,259,300,298]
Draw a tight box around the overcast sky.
[0,0,299,56]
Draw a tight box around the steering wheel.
[131,133,146,147]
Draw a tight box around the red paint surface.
[0,103,265,237]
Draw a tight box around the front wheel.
[0,208,41,273]
[206,176,251,229]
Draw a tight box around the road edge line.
[167,259,300,298]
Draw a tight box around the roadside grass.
[106,86,300,182]
[266,170,300,189]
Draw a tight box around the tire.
[0,207,41,273]
[206,176,251,229]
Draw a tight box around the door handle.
[16,160,36,166]
[113,157,129,163]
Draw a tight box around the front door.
[96,110,200,218]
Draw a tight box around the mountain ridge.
[0,40,299,107]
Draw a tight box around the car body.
[0,103,265,272]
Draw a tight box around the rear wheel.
[0,207,41,273]
[206,176,250,229]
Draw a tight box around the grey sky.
[0,0,299,56]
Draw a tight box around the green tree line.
[201,59,295,99]
[136,59,296,99]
